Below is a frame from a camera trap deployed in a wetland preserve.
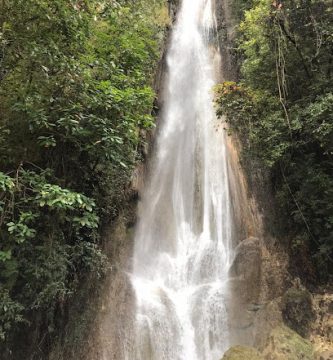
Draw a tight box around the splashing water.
[129,0,234,358]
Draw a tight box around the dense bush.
[0,0,167,355]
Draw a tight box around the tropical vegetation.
[0,0,167,356]
[215,0,333,279]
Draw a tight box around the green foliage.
[216,0,333,278]
[0,168,105,344]
[0,289,25,341]
[0,0,167,355]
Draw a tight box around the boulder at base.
[222,345,264,360]
[281,286,315,337]
[261,325,315,359]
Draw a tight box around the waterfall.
[128,0,234,358]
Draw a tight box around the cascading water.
[128,0,234,358]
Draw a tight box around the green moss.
[261,325,315,359]
[222,345,264,360]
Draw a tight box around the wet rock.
[221,345,264,360]
[282,286,316,337]
[261,325,315,359]
[228,237,263,345]
[253,297,284,349]
[229,236,262,304]
[230,237,261,277]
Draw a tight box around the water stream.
[128,0,234,358]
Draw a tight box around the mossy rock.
[222,345,264,360]
[282,287,315,337]
[261,325,315,359]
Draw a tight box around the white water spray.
[129,0,234,358]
